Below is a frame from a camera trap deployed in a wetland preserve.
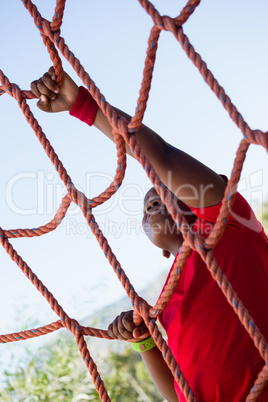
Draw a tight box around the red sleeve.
[69,86,99,126]
[189,191,263,233]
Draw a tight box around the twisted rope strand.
[51,0,66,32]
[150,243,192,316]
[0,320,112,345]
[205,138,250,248]
[176,28,268,150]
[3,194,71,239]
[142,308,196,401]
[137,0,201,28]
[0,227,110,401]
[246,365,268,402]
[0,0,267,400]
[28,19,200,368]
[128,25,161,133]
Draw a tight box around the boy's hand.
[31,67,79,113]
[108,310,150,343]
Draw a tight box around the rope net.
[0,1,267,400]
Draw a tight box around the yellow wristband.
[131,336,156,352]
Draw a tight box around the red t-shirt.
[159,192,268,401]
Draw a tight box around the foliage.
[0,335,97,402]
[0,334,164,402]
[104,349,163,401]
[261,200,268,235]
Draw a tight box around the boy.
[31,68,268,401]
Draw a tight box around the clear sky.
[0,0,267,373]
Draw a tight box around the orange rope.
[0,0,267,400]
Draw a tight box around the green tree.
[0,335,98,401]
[0,334,164,401]
[104,349,163,401]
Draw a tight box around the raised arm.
[31,68,226,208]
[95,107,226,208]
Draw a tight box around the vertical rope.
[0,0,267,400]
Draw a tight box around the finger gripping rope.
[0,0,267,401]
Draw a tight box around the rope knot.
[42,19,54,41]
[114,114,128,141]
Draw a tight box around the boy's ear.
[162,250,171,259]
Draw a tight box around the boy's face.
[142,187,183,252]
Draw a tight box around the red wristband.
[69,86,99,126]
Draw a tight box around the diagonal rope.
[0,0,267,400]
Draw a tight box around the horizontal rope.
[0,0,267,400]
